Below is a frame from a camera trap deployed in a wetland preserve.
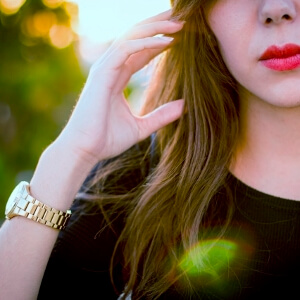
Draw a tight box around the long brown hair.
[81,0,240,298]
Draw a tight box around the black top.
[38,166,300,299]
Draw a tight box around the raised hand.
[0,11,185,300]
[57,9,185,164]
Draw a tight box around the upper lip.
[259,43,300,60]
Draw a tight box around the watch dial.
[5,183,22,215]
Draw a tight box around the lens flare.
[179,239,238,279]
[176,226,255,298]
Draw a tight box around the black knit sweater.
[38,169,300,300]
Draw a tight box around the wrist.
[55,127,108,167]
[29,140,97,212]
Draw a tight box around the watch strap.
[15,185,71,230]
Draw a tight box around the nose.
[259,0,296,25]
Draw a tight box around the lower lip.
[261,54,300,71]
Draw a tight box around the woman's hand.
[0,11,186,300]
[57,9,185,165]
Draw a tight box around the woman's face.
[206,0,300,107]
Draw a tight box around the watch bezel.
[5,181,71,230]
[5,181,28,219]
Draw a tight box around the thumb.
[137,99,185,140]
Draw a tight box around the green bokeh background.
[0,0,95,219]
[0,0,138,221]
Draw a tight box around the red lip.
[259,43,300,71]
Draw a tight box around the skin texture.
[208,0,300,107]
[207,0,300,199]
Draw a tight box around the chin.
[265,96,300,109]
[267,86,300,108]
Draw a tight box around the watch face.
[5,182,26,217]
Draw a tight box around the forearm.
[0,141,96,299]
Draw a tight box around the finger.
[112,48,165,93]
[124,20,185,40]
[115,34,182,93]
[124,31,182,74]
[88,36,173,93]
[137,99,185,141]
[104,36,174,70]
[109,37,176,93]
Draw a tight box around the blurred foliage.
[0,0,87,217]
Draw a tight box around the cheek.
[219,40,248,83]
[209,21,254,86]
[207,2,255,79]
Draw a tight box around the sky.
[73,0,171,43]
[1,0,171,65]
[70,0,172,112]
[71,0,171,64]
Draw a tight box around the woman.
[2,0,300,299]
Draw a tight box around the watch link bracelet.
[5,181,71,230]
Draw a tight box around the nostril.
[266,17,272,24]
[282,14,291,20]
[265,14,292,24]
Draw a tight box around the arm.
[0,9,184,299]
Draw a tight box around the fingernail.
[159,36,174,42]
[170,19,186,25]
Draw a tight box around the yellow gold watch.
[5,181,71,230]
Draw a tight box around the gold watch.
[5,181,71,230]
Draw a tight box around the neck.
[231,92,300,200]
